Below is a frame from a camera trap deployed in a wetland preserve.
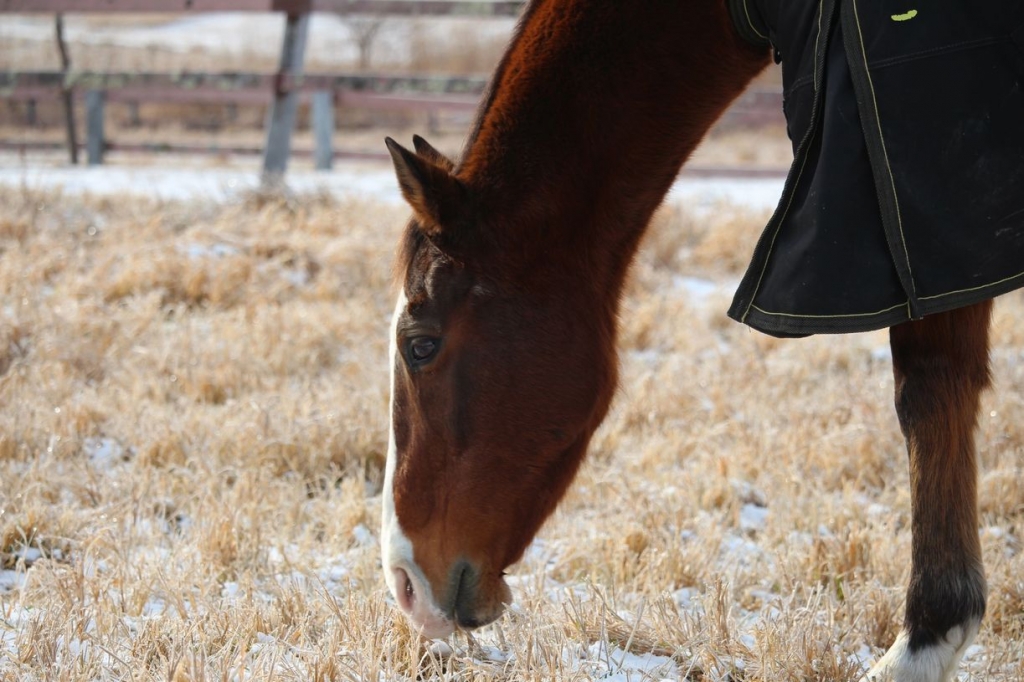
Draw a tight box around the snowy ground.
[0,154,785,210]
[0,159,793,681]
[2,158,1022,680]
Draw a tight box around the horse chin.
[413,617,456,640]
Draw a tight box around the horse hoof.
[859,622,979,682]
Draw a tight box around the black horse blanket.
[726,0,1024,337]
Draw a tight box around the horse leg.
[864,300,993,682]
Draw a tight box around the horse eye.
[407,337,439,365]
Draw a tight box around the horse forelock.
[393,222,426,294]
[394,224,471,305]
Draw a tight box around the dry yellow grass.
[1,183,1022,680]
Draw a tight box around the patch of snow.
[866,503,890,518]
[581,640,679,681]
[625,348,662,368]
[83,437,125,469]
[265,547,282,565]
[981,526,1020,557]
[141,597,168,618]
[352,523,374,547]
[870,346,892,362]
[982,526,1008,540]
[962,644,985,661]
[0,570,25,593]
[960,643,988,678]
[672,276,721,302]
[283,268,311,287]
[0,159,405,204]
[473,644,510,663]
[674,586,698,609]
[731,479,767,507]
[15,547,42,565]
[320,558,349,584]
[0,626,16,653]
[848,643,874,673]
[428,640,454,658]
[667,177,784,213]
[748,589,782,618]
[739,503,769,532]
[719,533,769,570]
[0,156,786,213]
[787,530,812,547]
[182,242,241,259]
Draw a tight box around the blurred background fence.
[0,1,784,176]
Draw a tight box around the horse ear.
[412,135,455,172]
[385,137,464,237]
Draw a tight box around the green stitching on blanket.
[749,268,1024,322]
[742,0,769,40]
[891,10,918,21]
[750,302,908,320]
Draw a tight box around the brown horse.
[380,1,1012,680]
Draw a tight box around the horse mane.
[457,0,547,171]
[392,0,548,291]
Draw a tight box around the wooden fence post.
[55,13,78,164]
[312,90,334,171]
[86,89,105,165]
[128,101,141,127]
[262,12,310,181]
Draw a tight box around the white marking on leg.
[381,290,454,639]
[860,619,980,682]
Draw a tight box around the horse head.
[380,135,618,637]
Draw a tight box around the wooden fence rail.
[0,1,524,176]
[1,1,784,174]
[2,71,489,167]
[2,75,783,166]
[0,0,525,16]
[0,72,490,97]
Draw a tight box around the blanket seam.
[845,0,920,314]
[737,0,831,323]
[741,0,770,41]
[748,268,1024,320]
[870,36,1006,71]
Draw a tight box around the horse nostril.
[394,567,415,613]
[453,563,481,627]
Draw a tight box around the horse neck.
[460,0,767,292]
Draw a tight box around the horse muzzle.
[389,560,511,638]
[391,564,455,638]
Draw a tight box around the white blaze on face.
[381,289,455,639]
